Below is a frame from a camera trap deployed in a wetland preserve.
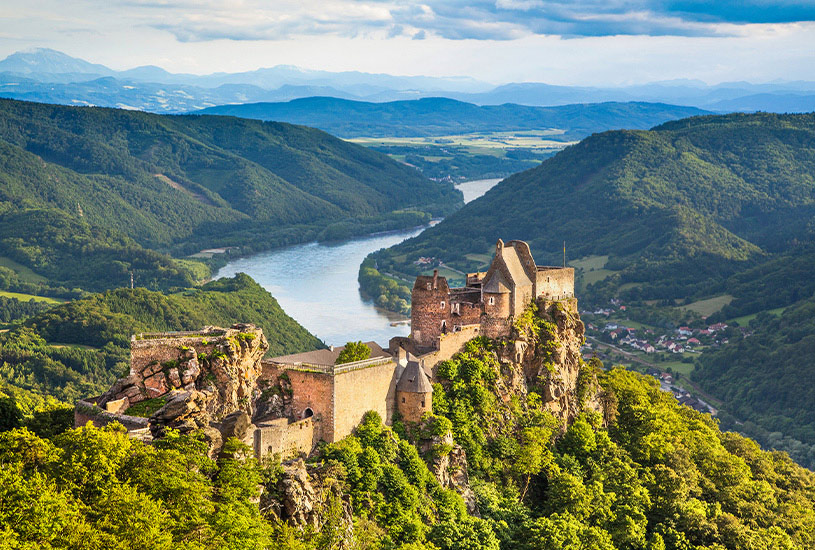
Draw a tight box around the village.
[576,299,743,416]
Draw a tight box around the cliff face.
[487,298,602,427]
[509,298,601,425]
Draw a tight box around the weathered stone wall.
[411,273,451,347]
[535,267,575,300]
[74,399,149,430]
[254,417,317,460]
[287,369,334,438]
[397,390,432,423]
[130,332,222,376]
[331,361,398,442]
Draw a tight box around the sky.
[1,1,815,85]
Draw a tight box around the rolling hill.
[196,97,710,139]
[370,112,815,303]
[0,98,460,293]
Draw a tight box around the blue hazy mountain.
[2,48,815,113]
[196,96,710,139]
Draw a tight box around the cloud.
[117,0,815,42]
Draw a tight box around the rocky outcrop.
[498,298,602,426]
[97,324,269,439]
[420,428,479,515]
[261,459,354,548]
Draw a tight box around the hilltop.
[370,112,815,302]
[0,98,460,294]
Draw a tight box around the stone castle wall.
[397,390,432,423]
[287,370,334,438]
[536,268,575,300]
[130,332,222,376]
[254,417,317,460]
[332,361,398,442]
[411,274,451,347]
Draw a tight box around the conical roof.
[397,360,434,393]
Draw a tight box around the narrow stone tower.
[396,360,433,423]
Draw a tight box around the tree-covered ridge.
[425,339,815,550]
[694,295,815,468]
[198,97,709,139]
[0,274,323,427]
[0,98,461,293]
[370,112,815,302]
[3,345,814,549]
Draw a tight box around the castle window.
[488,297,495,305]
[402,397,406,403]
[421,401,425,407]
[427,283,432,290]
[303,407,314,419]
[440,301,445,309]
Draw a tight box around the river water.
[215,178,500,347]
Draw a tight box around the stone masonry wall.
[331,361,398,443]
[287,370,334,437]
[397,390,432,423]
[411,274,451,347]
[254,417,317,460]
[536,268,575,300]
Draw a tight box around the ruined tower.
[396,359,433,423]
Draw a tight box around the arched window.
[303,407,314,419]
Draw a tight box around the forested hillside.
[371,112,815,302]
[0,274,322,429]
[364,112,815,471]
[694,296,815,468]
[198,97,708,139]
[0,98,460,294]
[3,349,814,549]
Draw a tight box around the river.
[215,178,500,347]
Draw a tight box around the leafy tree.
[336,341,372,364]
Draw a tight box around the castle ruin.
[76,239,573,460]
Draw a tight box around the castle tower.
[396,360,433,423]
[411,269,451,347]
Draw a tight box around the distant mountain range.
[2,48,815,113]
[196,97,709,139]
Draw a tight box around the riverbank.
[213,179,502,346]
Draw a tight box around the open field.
[728,305,787,326]
[0,290,64,304]
[570,255,609,271]
[350,131,572,152]
[0,256,48,283]
[679,294,733,317]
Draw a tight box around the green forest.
[2,340,814,549]
[198,97,708,140]
[0,274,322,433]
[0,98,461,295]
[364,111,815,477]
[370,112,815,303]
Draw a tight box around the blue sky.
[1,1,814,85]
